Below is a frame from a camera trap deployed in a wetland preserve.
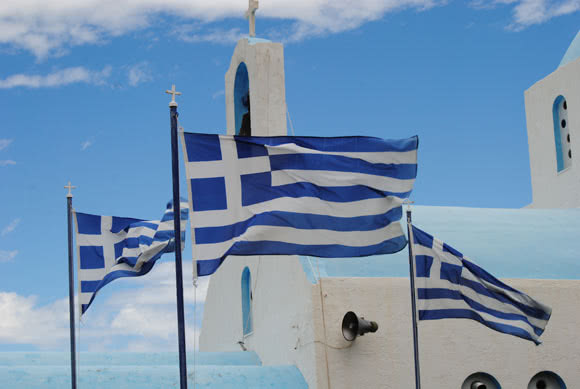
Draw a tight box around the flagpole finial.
[64,181,76,198]
[403,199,414,212]
[165,84,182,107]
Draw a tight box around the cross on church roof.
[64,181,76,198]
[165,84,182,107]
[245,0,259,37]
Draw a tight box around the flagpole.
[405,203,421,389]
[167,85,188,389]
[65,182,77,389]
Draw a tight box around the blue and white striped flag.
[410,225,552,344]
[182,132,418,276]
[75,200,188,315]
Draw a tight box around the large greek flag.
[182,132,418,276]
[75,200,188,315]
[410,225,552,344]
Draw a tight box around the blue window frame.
[241,266,253,335]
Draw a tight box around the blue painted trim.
[553,95,565,172]
[241,267,253,335]
[559,30,580,68]
[234,63,249,135]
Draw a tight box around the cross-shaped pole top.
[165,84,182,107]
[245,0,259,37]
[64,181,76,198]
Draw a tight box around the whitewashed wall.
[201,270,580,388]
[525,58,580,208]
[199,255,320,387]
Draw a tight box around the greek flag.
[410,225,552,344]
[182,132,418,276]
[75,200,188,315]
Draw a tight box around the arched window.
[241,266,253,335]
[234,62,251,136]
[461,372,501,389]
[553,95,571,172]
[528,371,566,389]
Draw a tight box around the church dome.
[559,30,580,68]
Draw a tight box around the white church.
[194,28,580,389]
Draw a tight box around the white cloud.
[174,25,245,44]
[0,66,112,89]
[0,0,446,58]
[0,139,12,151]
[212,89,225,100]
[0,160,16,167]
[80,140,93,151]
[471,0,579,29]
[1,218,20,236]
[127,62,153,87]
[0,293,68,346]
[0,250,18,262]
[0,261,207,351]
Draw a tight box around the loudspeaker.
[471,382,487,389]
[341,311,378,341]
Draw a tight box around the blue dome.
[559,30,580,68]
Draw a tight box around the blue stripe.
[197,258,224,277]
[460,277,550,320]
[418,288,462,300]
[269,154,417,179]
[226,134,419,153]
[419,309,540,345]
[80,280,100,293]
[161,210,189,222]
[183,133,418,160]
[196,235,407,276]
[128,221,159,229]
[241,172,411,207]
[195,207,403,244]
[82,260,157,314]
[462,258,521,294]
[418,288,545,336]
[111,216,145,233]
[440,262,462,284]
[229,236,407,260]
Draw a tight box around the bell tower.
[524,30,580,208]
[224,37,288,137]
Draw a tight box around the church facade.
[199,31,580,389]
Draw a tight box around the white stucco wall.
[199,255,320,388]
[525,58,580,208]
[201,272,580,389]
[225,38,287,137]
[315,277,580,389]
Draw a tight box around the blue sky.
[0,0,578,352]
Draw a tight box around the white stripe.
[265,143,417,165]
[194,221,403,260]
[419,298,540,342]
[192,196,403,228]
[461,269,552,318]
[414,241,551,320]
[271,170,415,193]
[416,277,548,329]
[78,268,106,281]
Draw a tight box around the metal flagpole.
[166,85,188,389]
[405,202,421,389]
[65,181,77,389]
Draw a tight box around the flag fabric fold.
[182,132,418,276]
[410,225,552,344]
[75,200,188,315]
